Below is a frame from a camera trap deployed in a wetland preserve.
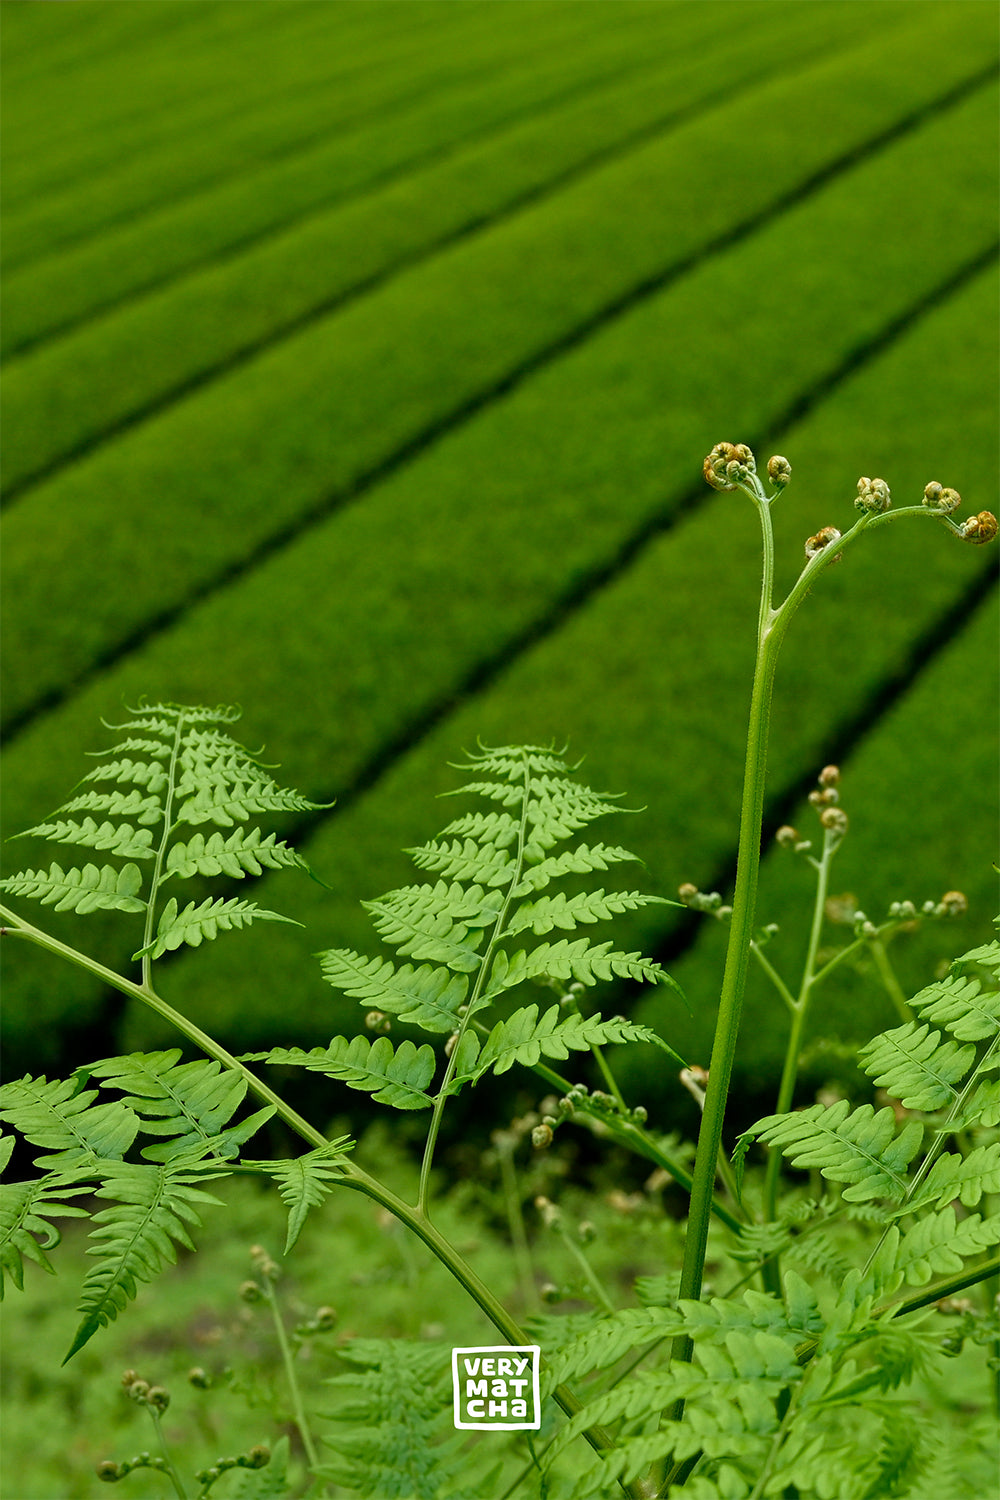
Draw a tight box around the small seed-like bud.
[239,1280,263,1303]
[805,526,842,559]
[313,1306,337,1330]
[820,807,849,835]
[818,765,839,788]
[855,476,891,514]
[923,481,962,513]
[703,441,740,489]
[126,1379,150,1402]
[444,1032,459,1057]
[96,1461,121,1483]
[767,454,791,487]
[247,1446,271,1469]
[146,1386,170,1413]
[939,890,968,917]
[541,1282,561,1303]
[531,1123,553,1149]
[578,1220,596,1243]
[678,882,699,903]
[775,825,799,848]
[188,1367,211,1389]
[959,510,999,544]
[365,1010,391,1033]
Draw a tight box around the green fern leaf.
[909,1141,1000,1210]
[11,818,156,860]
[0,861,145,915]
[742,1101,924,1203]
[908,966,1000,1042]
[405,835,515,887]
[57,788,162,825]
[505,888,670,937]
[542,1306,680,1388]
[500,937,670,989]
[362,881,502,972]
[514,841,641,893]
[65,1157,227,1360]
[895,1205,1000,1284]
[87,1051,263,1161]
[859,1022,976,1111]
[82,757,168,792]
[164,828,306,880]
[133,895,299,960]
[0,1175,90,1293]
[462,1003,681,1080]
[244,1037,436,1110]
[0,1076,138,1168]
[245,1138,353,1253]
[318,950,472,1033]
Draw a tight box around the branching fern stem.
[416,754,532,1215]
[664,495,888,1473]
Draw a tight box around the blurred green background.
[2,0,998,1130]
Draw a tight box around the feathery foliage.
[1,701,325,966]
[301,745,681,1106]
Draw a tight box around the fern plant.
[1,445,997,1499]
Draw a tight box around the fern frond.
[460,1003,681,1081]
[740,1102,924,1203]
[11,818,156,860]
[65,1157,228,1360]
[164,828,306,880]
[245,1138,354,1253]
[0,862,146,915]
[859,1022,976,1111]
[909,1141,1000,1210]
[87,1051,267,1162]
[318,951,472,1033]
[244,1037,436,1110]
[514,841,641,893]
[908,961,1000,1042]
[895,1205,1000,1285]
[82,757,169,792]
[57,788,162,825]
[405,836,515,887]
[133,895,299,960]
[0,1075,138,1168]
[506,888,669,937]
[497,937,671,990]
[542,1307,680,1388]
[362,880,502,972]
[319,1340,476,1500]
[0,1175,90,1293]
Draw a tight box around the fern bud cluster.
[855,475,892,513]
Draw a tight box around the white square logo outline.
[451,1344,541,1429]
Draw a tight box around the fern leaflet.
[65,1156,228,1360]
[317,745,683,1109]
[244,1037,437,1110]
[0,701,323,968]
[244,1138,354,1253]
[0,1174,90,1293]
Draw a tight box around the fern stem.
[261,1280,324,1478]
[416,754,533,1215]
[749,941,797,1013]
[140,708,185,989]
[761,825,840,1293]
[877,1253,1000,1317]
[866,935,914,1024]
[147,1409,189,1500]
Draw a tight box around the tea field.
[2,0,997,1129]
